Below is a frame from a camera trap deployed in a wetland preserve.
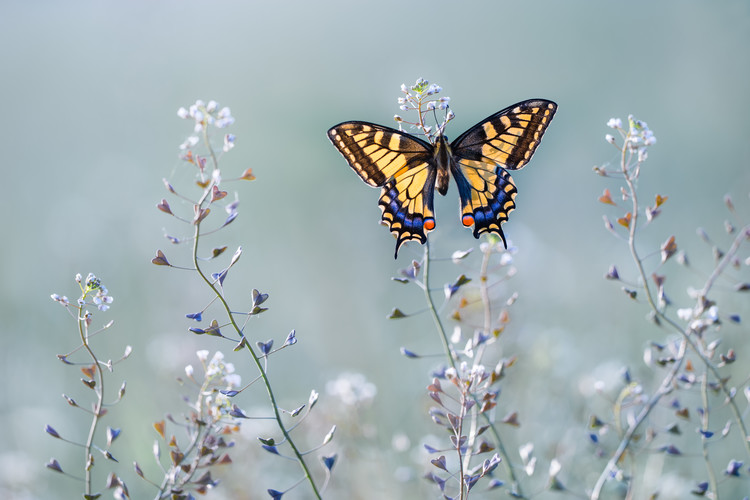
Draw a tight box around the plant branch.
[189,139,321,498]
[423,242,525,498]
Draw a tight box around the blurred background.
[1,1,749,498]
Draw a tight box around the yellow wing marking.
[328,123,427,187]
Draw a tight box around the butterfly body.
[328,99,557,258]
[433,135,452,196]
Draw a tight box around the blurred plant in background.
[137,349,239,499]
[44,88,749,500]
[590,116,750,499]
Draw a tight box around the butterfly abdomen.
[434,134,452,196]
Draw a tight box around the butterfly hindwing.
[451,158,517,244]
[450,99,557,243]
[378,158,437,256]
[327,122,438,257]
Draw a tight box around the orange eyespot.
[424,218,436,231]
[462,214,475,227]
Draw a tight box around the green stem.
[422,242,525,498]
[423,241,457,371]
[696,224,750,310]
[190,135,321,498]
[79,301,105,497]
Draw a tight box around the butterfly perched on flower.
[328,98,557,258]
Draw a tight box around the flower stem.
[422,242,525,498]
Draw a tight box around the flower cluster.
[393,78,454,143]
[193,350,242,391]
[177,99,236,152]
[51,273,114,312]
[138,350,241,497]
[177,99,235,131]
[605,114,657,162]
[326,372,377,407]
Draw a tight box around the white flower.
[215,107,234,128]
[391,433,411,452]
[51,294,69,305]
[643,130,657,145]
[93,293,113,311]
[706,305,719,323]
[224,373,241,388]
[223,134,235,152]
[606,118,622,129]
[549,458,562,477]
[196,350,210,362]
[519,442,534,462]
[677,308,693,321]
[326,372,377,406]
[178,135,200,151]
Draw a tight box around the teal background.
[1,1,749,498]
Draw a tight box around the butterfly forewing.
[450,100,557,170]
[327,122,433,186]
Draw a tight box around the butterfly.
[327,99,557,258]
